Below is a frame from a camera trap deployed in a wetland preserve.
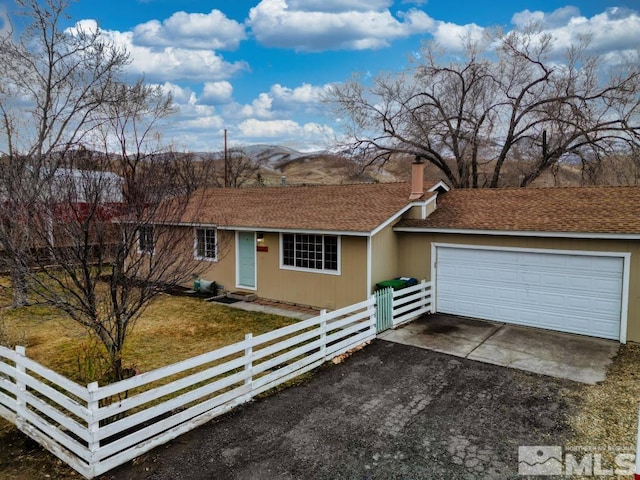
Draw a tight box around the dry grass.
[566,343,640,478]
[0,292,299,479]
[0,293,297,381]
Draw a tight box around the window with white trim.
[282,233,339,272]
[138,226,154,254]
[195,228,217,260]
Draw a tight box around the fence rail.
[392,280,432,326]
[0,283,431,478]
[375,280,432,333]
[0,297,376,479]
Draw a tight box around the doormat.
[209,296,241,304]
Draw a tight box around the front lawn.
[0,293,297,381]
[0,292,298,480]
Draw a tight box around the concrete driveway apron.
[378,313,619,384]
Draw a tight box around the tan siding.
[402,199,437,220]
[371,223,400,289]
[179,230,367,309]
[397,232,640,342]
[256,233,368,310]
[425,199,437,216]
[403,205,423,220]
[183,229,237,291]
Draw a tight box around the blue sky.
[2,0,640,152]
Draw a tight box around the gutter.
[393,226,640,240]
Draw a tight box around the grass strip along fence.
[0,282,433,479]
[0,297,377,479]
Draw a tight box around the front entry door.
[237,232,256,289]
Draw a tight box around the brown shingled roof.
[396,186,640,234]
[174,183,432,233]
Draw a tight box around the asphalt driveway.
[108,340,580,480]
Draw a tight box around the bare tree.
[0,1,206,382]
[213,148,263,188]
[0,0,129,305]
[327,28,640,188]
[27,82,206,382]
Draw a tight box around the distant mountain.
[193,144,326,168]
[190,144,397,186]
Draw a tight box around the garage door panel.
[476,304,498,317]
[591,298,623,315]
[592,278,624,293]
[540,293,566,308]
[543,273,571,288]
[435,246,623,340]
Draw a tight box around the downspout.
[366,234,372,297]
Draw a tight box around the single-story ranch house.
[146,161,640,344]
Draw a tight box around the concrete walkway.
[379,314,619,384]
[227,300,317,320]
[208,296,319,320]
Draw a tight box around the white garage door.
[435,246,624,340]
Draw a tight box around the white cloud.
[0,5,8,37]
[510,7,640,56]
[133,9,246,50]
[201,81,234,105]
[429,21,485,51]
[270,83,331,104]
[156,82,196,105]
[248,0,432,51]
[237,118,334,144]
[98,27,249,82]
[178,115,225,130]
[399,9,437,33]
[240,93,274,118]
[287,0,392,12]
[66,18,100,35]
[555,8,640,55]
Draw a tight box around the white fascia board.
[427,180,450,193]
[168,222,219,228]
[394,227,640,240]
[217,225,371,237]
[370,197,437,236]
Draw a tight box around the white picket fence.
[0,297,377,479]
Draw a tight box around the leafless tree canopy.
[0,0,129,306]
[214,149,263,188]
[327,28,640,188]
[0,0,204,381]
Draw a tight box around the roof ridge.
[195,181,412,194]
[448,185,640,192]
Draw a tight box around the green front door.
[237,232,256,289]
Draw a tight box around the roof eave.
[392,226,640,240]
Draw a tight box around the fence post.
[319,309,327,360]
[14,346,27,423]
[87,381,100,477]
[244,333,253,400]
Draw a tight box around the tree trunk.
[11,265,28,308]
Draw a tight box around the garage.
[434,245,625,340]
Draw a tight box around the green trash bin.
[376,277,418,291]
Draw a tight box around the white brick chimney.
[409,156,425,200]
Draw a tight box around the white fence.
[375,280,432,333]
[392,280,432,327]
[0,297,376,479]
